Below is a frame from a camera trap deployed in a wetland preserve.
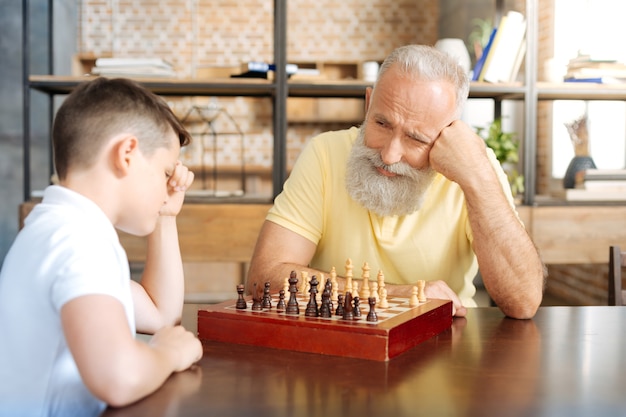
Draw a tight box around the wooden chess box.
[197,297,453,361]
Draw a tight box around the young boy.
[0,77,203,415]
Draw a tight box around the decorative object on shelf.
[476,118,524,198]
[180,103,246,197]
[434,38,471,75]
[563,114,596,189]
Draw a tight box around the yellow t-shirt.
[267,127,516,307]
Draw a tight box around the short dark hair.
[52,77,191,180]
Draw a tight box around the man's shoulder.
[309,126,359,146]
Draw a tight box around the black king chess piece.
[285,270,300,315]
[305,275,319,317]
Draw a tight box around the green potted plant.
[475,118,525,199]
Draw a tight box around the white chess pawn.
[371,281,379,303]
[417,280,426,303]
[380,287,389,308]
[410,286,419,307]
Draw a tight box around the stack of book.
[563,169,626,201]
[472,10,527,83]
[564,55,626,84]
[91,58,176,78]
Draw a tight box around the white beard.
[345,126,436,217]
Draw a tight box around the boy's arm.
[62,294,202,407]
[134,162,194,333]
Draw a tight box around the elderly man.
[246,44,545,319]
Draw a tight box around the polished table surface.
[102,305,626,417]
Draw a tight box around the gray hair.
[376,44,470,118]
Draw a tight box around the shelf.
[28,75,275,97]
[29,75,532,101]
[537,81,626,100]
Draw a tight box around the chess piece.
[305,275,319,317]
[409,286,419,307]
[342,292,354,320]
[379,286,389,308]
[371,281,379,303]
[330,267,339,303]
[345,258,353,293]
[320,288,332,318]
[251,282,263,311]
[236,284,247,309]
[366,296,378,322]
[335,294,345,316]
[352,282,360,299]
[286,270,300,315]
[361,262,370,299]
[417,280,427,302]
[300,271,309,295]
[276,289,286,311]
[377,270,386,299]
[353,296,361,318]
[262,281,272,309]
[324,278,333,312]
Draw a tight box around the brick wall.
[78,0,438,187]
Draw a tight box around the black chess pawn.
[342,292,354,320]
[286,270,300,315]
[305,275,319,317]
[235,284,247,309]
[251,282,263,311]
[276,289,286,311]
[335,294,345,316]
[366,296,378,322]
[262,281,272,309]
[353,296,361,318]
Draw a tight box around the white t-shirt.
[0,185,135,417]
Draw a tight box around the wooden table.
[102,305,626,417]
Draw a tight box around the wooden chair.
[608,246,626,306]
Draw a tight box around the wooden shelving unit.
[21,0,626,265]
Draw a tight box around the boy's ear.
[112,134,140,176]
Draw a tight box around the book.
[94,57,173,69]
[562,188,626,201]
[477,15,508,82]
[582,180,626,190]
[583,169,626,181]
[507,38,526,82]
[565,66,626,79]
[564,77,626,84]
[482,10,526,83]
[472,27,497,81]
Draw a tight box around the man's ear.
[111,134,140,176]
[364,86,373,113]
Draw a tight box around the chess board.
[198,294,453,361]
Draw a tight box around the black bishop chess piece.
[285,270,300,315]
[305,275,319,317]
[235,284,247,309]
[366,296,378,322]
[342,292,354,320]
